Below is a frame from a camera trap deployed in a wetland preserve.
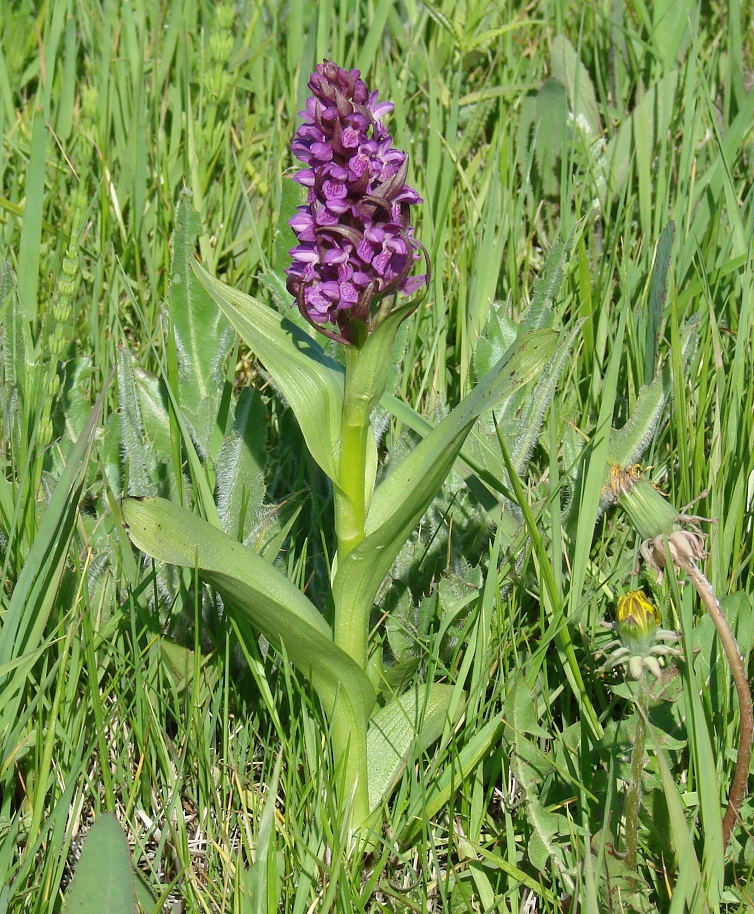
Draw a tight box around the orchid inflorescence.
[286,61,428,345]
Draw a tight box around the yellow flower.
[616,590,661,633]
[602,590,680,681]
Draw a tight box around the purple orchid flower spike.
[286,61,428,345]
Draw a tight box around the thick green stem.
[624,683,648,870]
[333,344,371,670]
[330,344,374,833]
[330,700,372,831]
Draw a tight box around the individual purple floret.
[286,61,427,345]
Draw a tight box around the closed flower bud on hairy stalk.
[602,465,678,541]
[602,464,706,581]
[286,60,428,345]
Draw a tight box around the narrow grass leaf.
[401,715,506,847]
[498,433,602,739]
[244,749,283,914]
[0,377,109,761]
[16,111,47,323]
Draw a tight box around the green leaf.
[192,260,344,484]
[652,739,702,908]
[605,372,667,469]
[169,190,234,455]
[243,750,283,914]
[273,179,302,278]
[401,715,506,847]
[121,497,375,729]
[63,813,137,913]
[215,388,268,542]
[0,380,109,763]
[347,302,416,423]
[517,80,569,198]
[1,261,32,412]
[550,34,601,137]
[17,111,47,324]
[332,329,558,628]
[367,683,463,811]
[506,675,552,743]
[116,346,172,497]
[522,240,567,332]
[161,640,211,693]
[510,319,583,476]
[605,71,679,196]
[505,676,573,889]
[645,222,675,383]
[472,299,518,380]
[651,0,697,70]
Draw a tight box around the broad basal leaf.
[367,683,463,811]
[63,813,138,914]
[122,497,375,730]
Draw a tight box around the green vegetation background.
[0,0,752,910]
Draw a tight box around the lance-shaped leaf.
[63,813,139,914]
[192,260,344,484]
[121,497,375,729]
[215,388,268,542]
[169,191,235,455]
[367,683,463,811]
[332,329,558,625]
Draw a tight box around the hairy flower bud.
[286,61,427,345]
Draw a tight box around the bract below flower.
[286,60,427,344]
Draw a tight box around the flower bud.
[616,590,660,656]
[603,466,678,540]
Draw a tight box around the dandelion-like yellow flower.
[616,590,661,636]
[601,590,681,681]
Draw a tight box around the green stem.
[330,707,372,832]
[330,344,374,833]
[676,557,753,851]
[333,344,370,669]
[624,682,648,870]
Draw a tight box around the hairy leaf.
[169,190,235,455]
